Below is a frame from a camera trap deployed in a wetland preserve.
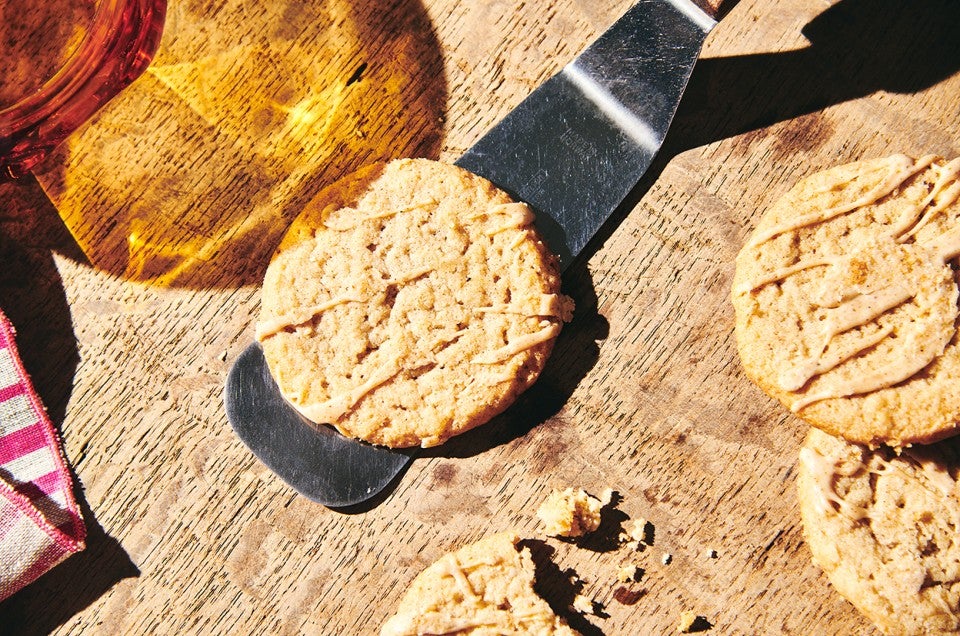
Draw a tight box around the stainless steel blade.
[224,343,414,507]
[225,0,723,508]
[457,0,716,267]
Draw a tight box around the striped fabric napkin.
[0,309,85,602]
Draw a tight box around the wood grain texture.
[1,0,959,634]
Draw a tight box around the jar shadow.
[33,0,448,289]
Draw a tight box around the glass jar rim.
[0,0,165,178]
[0,0,131,128]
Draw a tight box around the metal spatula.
[224,0,737,508]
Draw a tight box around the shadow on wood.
[0,176,82,435]
[520,539,605,636]
[670,0,960,153]
[33,0,448,290]
[0,178,137,633]
[583,0,960,267]
[0,495,139,636]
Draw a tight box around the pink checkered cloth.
[0,309,85,602]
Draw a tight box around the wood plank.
[1,0,958,633]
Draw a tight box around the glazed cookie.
[257,158,573,448]
[732,155,960,446]
[380,531,578,636]
[797,427,960,635]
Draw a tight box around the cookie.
[732,154,960,447]
[380,531,578,635]
[257,158,573,448]
[797,427,960,635]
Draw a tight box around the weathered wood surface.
[1,0,959,633]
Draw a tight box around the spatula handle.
[691,0,739,21]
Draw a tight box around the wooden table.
[2,0,958,633]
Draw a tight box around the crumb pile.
[383,486,714,634]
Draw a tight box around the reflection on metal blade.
[457,0,714,268]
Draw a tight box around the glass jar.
[0,0,166,179]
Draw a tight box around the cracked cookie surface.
[798,428,960,635]
[380,531,578,636]
[732,155,960,446]
[258,158,572,448]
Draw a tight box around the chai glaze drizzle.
[475,293,575,321]
[739,155,960,410]
[471,322,562,365]
[255,293,364,340]
[265,198,572,429]
[297,359,403,424]
[380,546,553,636]
[890,157,960,243]
[801,440,960,527]
[381,553,480,636]
[799,445,870,521]
[469,201,537,236]
[779,283,912,392]
[320,199,438,231]
[745,154,935,249]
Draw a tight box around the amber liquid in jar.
[0,2,95,108]
[32,0,447,288]
[0,0,165,178]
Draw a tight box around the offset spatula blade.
[225,0,728,507]
[457,0,716,267]
[224,343,414,507]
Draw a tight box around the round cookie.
[797,427,960,635]
[732,154,960,447]
[380,531,578,635]
[257,158,573,448]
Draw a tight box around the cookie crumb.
[662,553,672,565]
[620,518,655,552]
[616,563,641,583]
[677,610,697,632]
[572,594,598,616]
[705,548,718,559]
[600,488,616,506]
[678,611,712,633]
[537,488,604,538]
[619,537,644,552]
[622,518,646,541]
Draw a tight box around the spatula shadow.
[423,261,608,461]
[674,0,960,151]
[581,0,960,266]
